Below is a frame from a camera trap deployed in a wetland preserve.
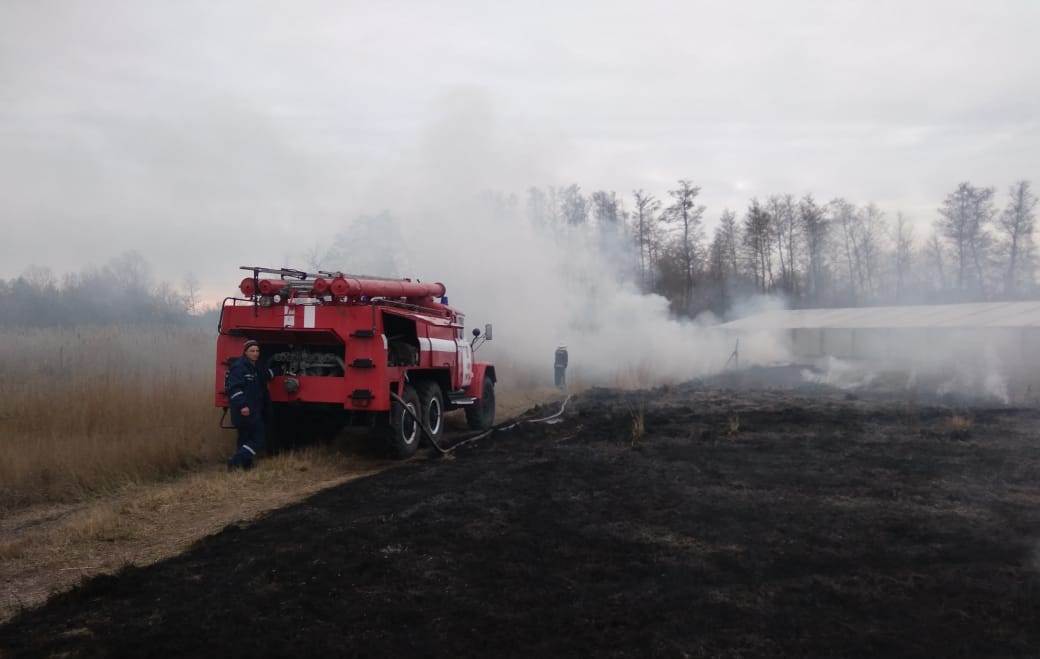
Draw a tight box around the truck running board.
[447,392,476,406]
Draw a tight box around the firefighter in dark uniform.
[554,345,568,391]
[226,339,278,470]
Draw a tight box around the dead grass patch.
[725,413,741,438]
[0,326,224,509]
[630,407,646,446]
[611,360,675,391]
[940,414,974,438]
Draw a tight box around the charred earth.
[3,375,1039,657]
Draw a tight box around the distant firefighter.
[554,345,568,390]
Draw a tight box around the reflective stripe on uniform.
[230,391,244,399]
[242,445,256,456]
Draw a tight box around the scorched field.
[2,372,1039,657]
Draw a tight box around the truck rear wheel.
[465,375,496,431]
[387,384,421,458]
[417,381,445,446]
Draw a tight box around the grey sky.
[1,0,1037,294]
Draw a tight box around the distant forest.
[511,179,1038,317]
[0,251,209,328]
[3,179,1035,327]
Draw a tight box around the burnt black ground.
[3,379,1040,658]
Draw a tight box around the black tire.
[417,381,445,446]
[465,375,496,430]
[387,384,421,458]
[268,404,343,454]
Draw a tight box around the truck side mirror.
[484,323,493,341]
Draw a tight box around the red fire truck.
[216,267,495,457]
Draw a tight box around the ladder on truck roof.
[240,266,411,283]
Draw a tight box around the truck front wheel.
[465,375,496,431]
[387,384,421,458]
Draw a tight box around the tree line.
[4,179,1035,327]
[521,179,1038,317]
[0,251,208,327]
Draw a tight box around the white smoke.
[313,93,791,387]
[801,351,1013,404]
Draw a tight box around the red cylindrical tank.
[343,279,446,298]
[242,275,446,300]
[329,277,350,297]
[257,279,287,296]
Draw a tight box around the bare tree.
[830,198,861,302]
[105,250,152,294]
[766,196,787,291]
[856,203,887,300]
[742,199,771,292]
[20,264,57,290]
[891,213,914,301]
[153,280,186,314]
[799,195,828,304]
[718,209,740,276]
[925,231,947,293]
[764,195,800,296]
[709,228,725,280]
[937,182,996,297]
[996,180,1037,297]
[663,180,706,309]
[590,190,622,228]
[183,273,201,314]
[647,213,670,292]
[709,210,742,308]
[708,227,728,305]
[782,195,800,296]
[631,190,660,290]
[560,184,588,226]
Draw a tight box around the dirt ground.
[2,372,1039,657]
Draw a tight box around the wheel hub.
[427,398,442,434]
[402,403,417,444]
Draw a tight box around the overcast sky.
[1,0,1037,294]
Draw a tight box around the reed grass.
[0,326,226,509]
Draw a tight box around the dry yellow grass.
[611,360,673,390]
[0,326,226,508]
[629,405,646,446]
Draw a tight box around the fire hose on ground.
[389,392,573,455]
